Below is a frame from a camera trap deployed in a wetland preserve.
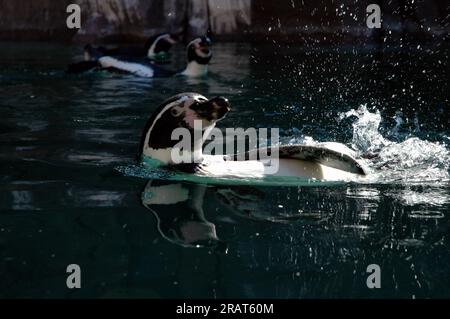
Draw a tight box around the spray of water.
[340,105,450,184]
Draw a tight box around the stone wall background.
[0,0,447,43]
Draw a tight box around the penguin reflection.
[141,180,227,253]
[141,179,308,252]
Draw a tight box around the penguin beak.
[209,96,231,120]
[197,36,212,54]
[199,36,212,47]
[190,96,231,121]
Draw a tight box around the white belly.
[198,156,361,181]
[98,56,154,77]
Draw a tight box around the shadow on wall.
[0,0,447,42]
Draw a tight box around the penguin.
[66,33,177,74]
[83,33,177,63]
[178,36,212,77]
[67,36,212,78]
[138,93,368,182]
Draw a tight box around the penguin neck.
[181,61,208,77]
[147,44,158,60]
[147,35,165,59]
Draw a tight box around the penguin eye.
[171,107,183,117]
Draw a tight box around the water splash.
[339,104,391,154]
[340,105,450,184]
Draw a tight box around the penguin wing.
[97,56,155,77]
[96,55,176,78]
[230,144,367,176]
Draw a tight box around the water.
[0,41,449,298]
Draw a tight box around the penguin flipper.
[280,144,367,175]
[231,144,367,176]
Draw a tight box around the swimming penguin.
[139,93,368,182]
[66,33,177,74]
[84,33,177,63]
[178,36,213,77]
[68,36,212,78]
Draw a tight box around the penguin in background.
[66,35,212,78]
[66,33,178,74]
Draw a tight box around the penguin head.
[186,36,212,65]
[184,94,230,128]
[145,33,177,62]
[149,92,230,133]
[140,93,230,161]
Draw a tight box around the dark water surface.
[0,41,449,298]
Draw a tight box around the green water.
[0,41,449,298]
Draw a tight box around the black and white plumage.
[83,33,177,62]
[178,36,212,77]
[94,54,175,77]
[139,92,229,165]
[139,93,368,181]
[66,33,177,74]
[67,36,212,78]
[97,36,212,78]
